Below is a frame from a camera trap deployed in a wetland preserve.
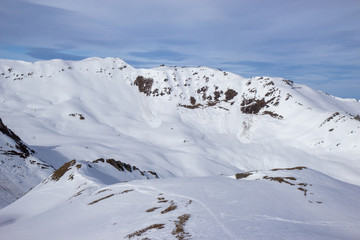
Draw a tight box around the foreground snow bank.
[0,166,359,240]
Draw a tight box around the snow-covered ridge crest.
[45,158,158,185]
[0,57,359,186]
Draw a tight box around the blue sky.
[1,0,359,99]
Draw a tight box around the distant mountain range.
[0,58,359,239]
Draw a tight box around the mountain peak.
[0,58,359,185]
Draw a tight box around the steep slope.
[0,163,359,240]
[0,118,53,208]
[0,58,359,185]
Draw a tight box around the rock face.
[0,118,53,208]
[0,118,36,158]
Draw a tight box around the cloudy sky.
[1,0,359,99]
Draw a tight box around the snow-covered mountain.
[0,57,359,239]
[0,57,359,182]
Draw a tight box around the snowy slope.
[0,118,53,208]
[0,164,359,240]
[0,57,359,185]
[0,57,360,239]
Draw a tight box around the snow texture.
[0,57,359,239]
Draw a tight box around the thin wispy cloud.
[129,50,191,62]
[27,48,86,61]
[0,0,359,99]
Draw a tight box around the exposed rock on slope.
[0,118,34,158]
[0,118,53,208]
[47,158,158,184]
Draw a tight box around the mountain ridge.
[0,57,359,184]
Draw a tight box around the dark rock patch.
[297,187,307,196]
[146,207,161,212]
[283,79,294,86]
[235,172,252,179]
[271,166,307,171]
[105,158,134,172]
[134,76,154,96]
[262,111,283,119]
[69,113,85,120]
[207,101,218,107]
[320,112,340,126]
[157,197,168,203]
[179,103,203,109]
[263,176,296,186]
[197,86,208,100]
[265,88,276,97]
[0,118,34,158]
[93,158,159,179]
[50,159,76,181]
[126,224,165,239]
[172,214,191,240]
[241,98,267,114]
[263,81,275,87]
[147,171,159,178]
[285,93,292,100]
[92,158,104,163]
[161,201,177,214]
[224,89,238,101]
[213,90,222,101]
[88,193,115,205]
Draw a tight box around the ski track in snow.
[120,182,238,239]
[255,215,360,227]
